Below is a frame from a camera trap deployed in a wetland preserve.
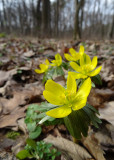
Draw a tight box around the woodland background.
[0,0,114,40]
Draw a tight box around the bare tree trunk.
[2,0,7,31]
[36,0,42,36]
[73,0,85,40]
[42,0,51,37]
[18,3,24,34]
[108,15,114,39]
[0,11,4,31]
[55,0,59,37]
[6,0,12,33]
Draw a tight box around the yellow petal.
[35,63,48,74]
[68,72,87,79]
[85,55,91,64]
[45,79,65,96]
[67,74,77,95]
[39,64,48,70]
[35,69,44,74]
[72,78,91,110]
[91,56,97,69]
[72,97,87,110]
[88,66,102,77]
[43,90,65,105]
[50,60,56,66]
[69,48,78,57]
[55,53,61,61]
[64,54,73,61]
[76,77,91,99]
[79,45,84,56]
[70,62,81,72]
[45,59,50,65]
[55,53,62,66]
[46,105,72,118]
[80,54,86,66]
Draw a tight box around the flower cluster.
[42,45,102,118]
[68,46,102,79]
[35,53,62,74]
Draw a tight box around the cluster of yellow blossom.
[35,53,62,74]
[35,46,102,118]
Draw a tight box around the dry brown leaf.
[44,135,92,160]
[0,106,27,128]
[0,81,43,128]
[94,129,114,152]
[0,82,43,114]
[23,50,35,58]
[88,89,114,108]
[99,101,114,125]
[82,136,106,160]
[0,67,32,95]
[17,118,27,134]
[101,57,114,89]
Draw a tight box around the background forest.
[0,0,114,39]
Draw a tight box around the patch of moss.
[6,131,20,139]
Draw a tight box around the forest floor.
[0,37,114,160]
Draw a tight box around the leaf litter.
[0,37,114,160]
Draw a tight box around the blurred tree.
[108,15,114,39]
[74,0,85,40]
[0,0,113,39]
[31,0,42,32]
[42,0,51,37]
[55,0,59,36]
[1,0,7,30]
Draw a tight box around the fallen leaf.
[23,50,35,58]
[88,89,114,108]
[44,135,92,160]
[0,107,27,128]
[17,118,27,134]
[99,101,114,125]
[82,135,106,160]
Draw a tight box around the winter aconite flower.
[64,45,84,62]
[69,53,102,79]
[43,75,91,118]
[35,59,50,74]
[50,53,62,67]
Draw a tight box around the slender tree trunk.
[2,0,7,31]
[73,0,85,40]
[42,0,51,37]
[55,0,59,37]
[108,15,114,39]
[36,0,42,30]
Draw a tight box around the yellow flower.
[50,53,62,67]
[43,75,91,118]
[35,59,50,74]
[64,45,84,62]
[69,54,102,79]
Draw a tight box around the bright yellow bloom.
[50,53,62,67]
[43,75,91,118]
[69,54,102,79]
[64,45,84,62]
[35,59,50,74]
